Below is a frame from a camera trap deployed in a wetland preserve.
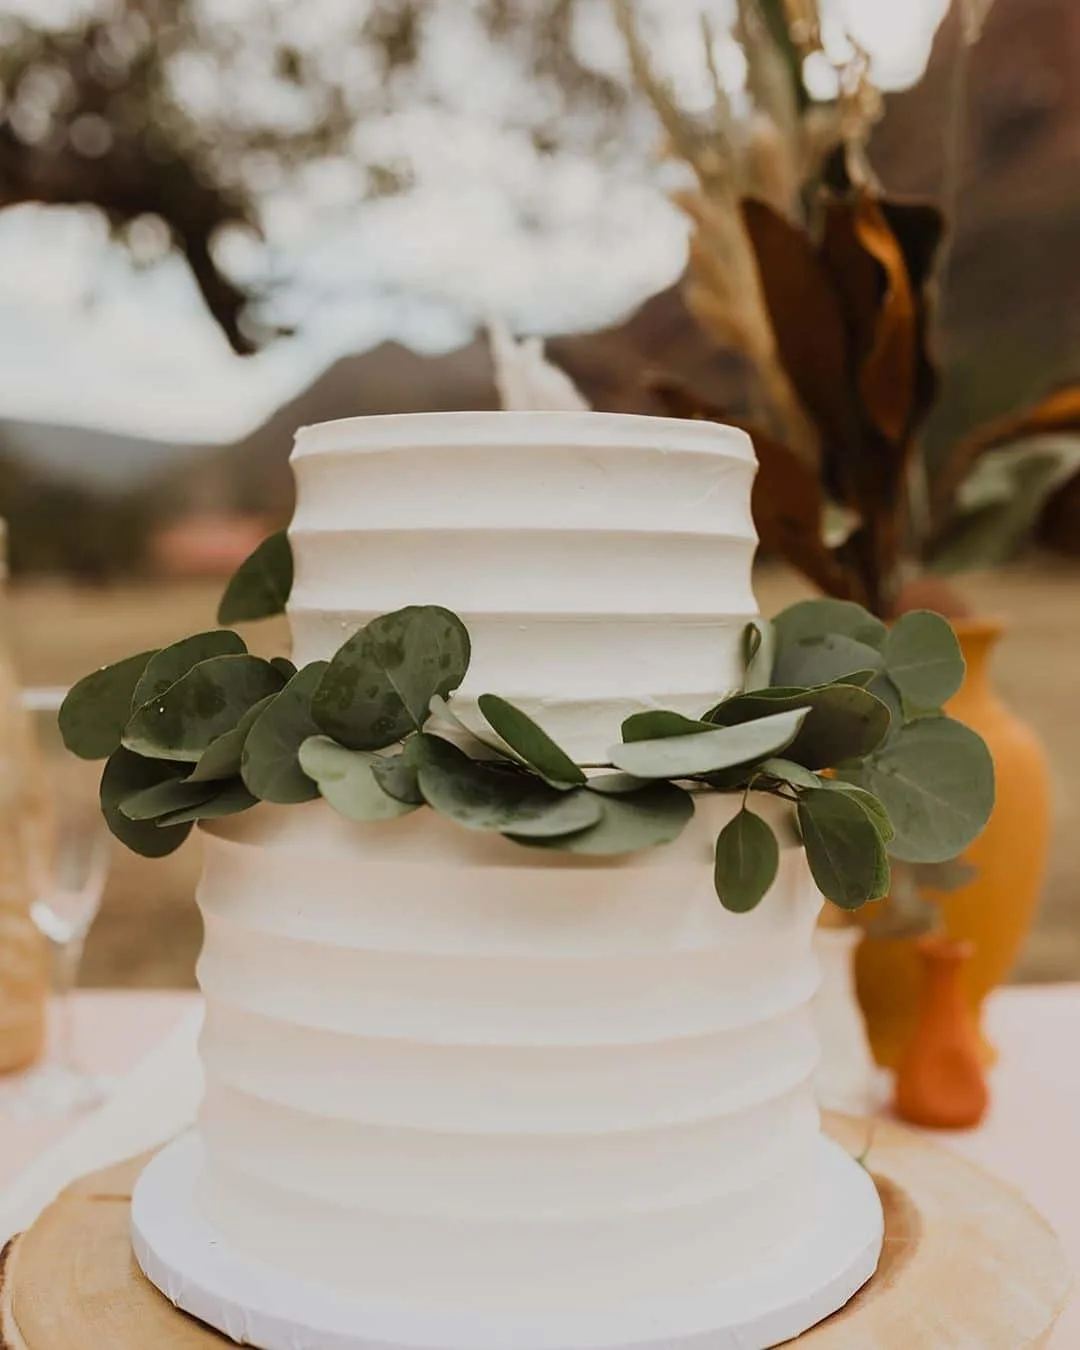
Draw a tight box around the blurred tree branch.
[0,0,631,354]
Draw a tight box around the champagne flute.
[2,687,111,1115]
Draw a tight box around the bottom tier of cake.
[134,798,883,1347]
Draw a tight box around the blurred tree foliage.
[0,452,155,578]
[0,0,629,353]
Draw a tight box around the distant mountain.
[161,337,502,517]
[0,416,194,490]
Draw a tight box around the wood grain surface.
[0,1115,1070,1349]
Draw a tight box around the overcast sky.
[0,0,950,445]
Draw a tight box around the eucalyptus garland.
[59,531,994,914]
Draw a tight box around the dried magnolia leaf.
[752,426,862,601]
[879,199,945,440]
[935,381,1080,519]
[813,192,943,609]
[820,192,943,453]
[741,196,856,465]
[852,198,916,446]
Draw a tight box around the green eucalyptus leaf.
[241,662,329,804]
[155,779,258,826]
[217,530,293,625]
[883,610,965,708]
[122,655,286,762]
[132,631,248,711]
[832,669,878,688]
[271,657,298,680]
[312,606,471,751]
[585,772,652,796]
[741,619,774,692]
[708,685,811,707]
[371,752,424,805]
[797,787,889,909]
[508,781,694,855]
[610,708,807,780]
[415,736,601,836]
[428,694,518,762]
[772,599,887,649]
[867,674,903,735]
[849,716,994,863]
[814,779,895,843]
[707,685,890,769]
[477,694,585,786]
[119,777,218,822]
[865,830,892,902]
[620,710,714,742]
[59,650,156,760]
[187,694,277,784]
[298,736,419,822]
[759,758,820,789]
[713,808,780,913]
[402,731,469,772]
[772,632,884,689]
[100,748,192,858]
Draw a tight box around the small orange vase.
[856,618,1051,1067]
[894,936,989,1130]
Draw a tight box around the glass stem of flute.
[50,934,84,1073]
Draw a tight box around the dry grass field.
[9,562,1080,987]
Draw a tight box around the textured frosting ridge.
[287,411,758,760]
[193,413,831,1335]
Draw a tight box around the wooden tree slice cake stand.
[0,1115,1070,1350]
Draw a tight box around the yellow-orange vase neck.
[948,619,1002,715]
[856,616,1051,1069]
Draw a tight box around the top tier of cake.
[288,411,758,759]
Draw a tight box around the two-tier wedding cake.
[131,412,883,1350]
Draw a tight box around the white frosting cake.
[134,413,882,1350]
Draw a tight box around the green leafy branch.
[58,536,994,915]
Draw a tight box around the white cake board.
[131,1131,883,1350]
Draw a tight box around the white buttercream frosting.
[186,413,866,1343]
[287,411,758,760]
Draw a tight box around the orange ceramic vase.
[894,936,989,1130]
[856,618,1051,1068]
